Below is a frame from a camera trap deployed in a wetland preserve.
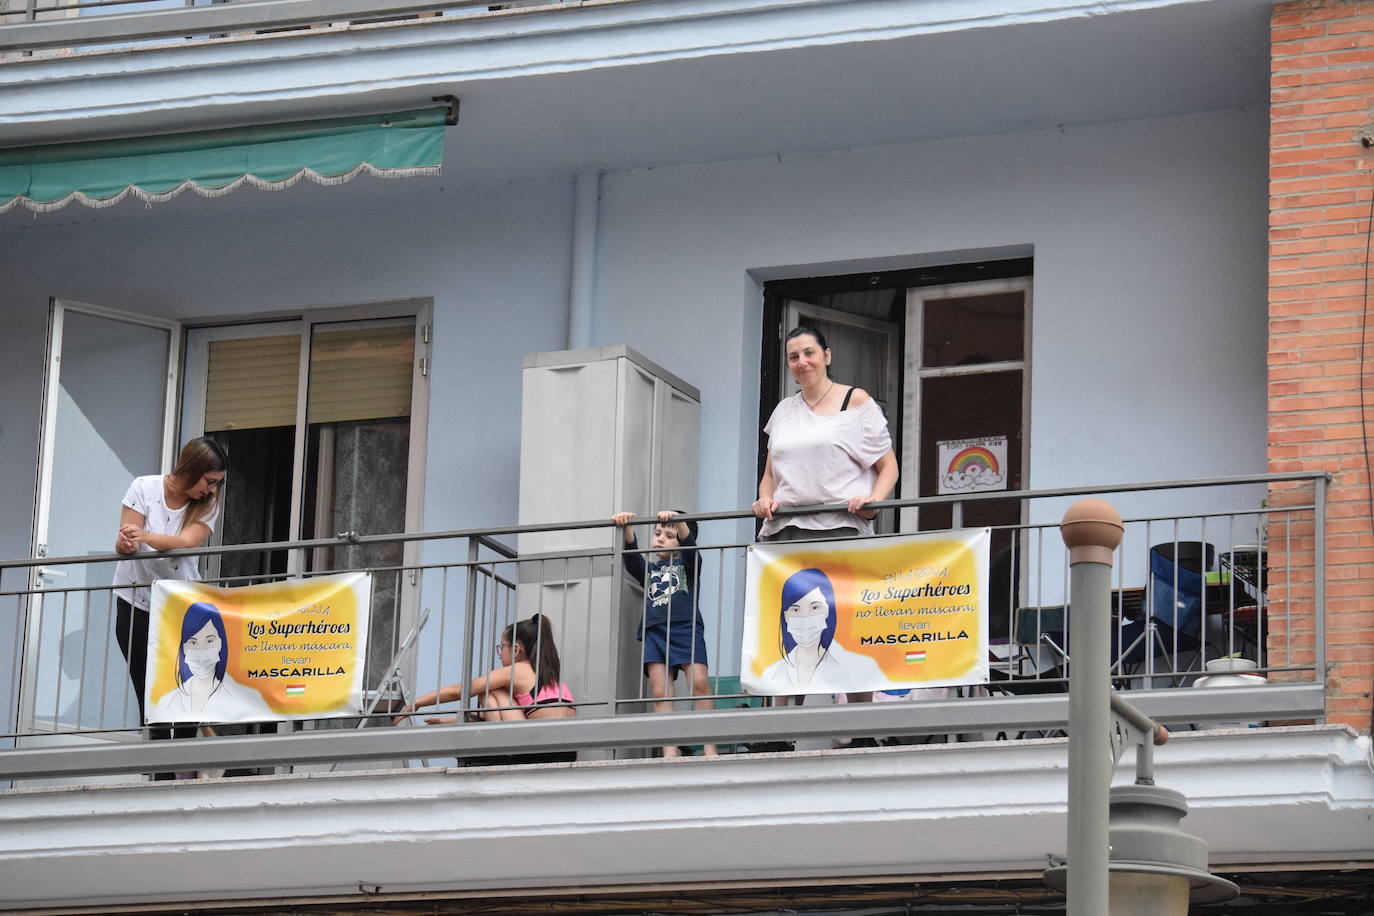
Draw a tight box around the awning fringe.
[0,162,442,214]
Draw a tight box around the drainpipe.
[567,167,600,350]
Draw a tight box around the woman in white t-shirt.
[752,326,898,711]
[113,437,227,745]
[752,326,898,540]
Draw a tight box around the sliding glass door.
[180,302,430,696]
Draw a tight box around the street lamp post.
[1060,498,1123,915]
[1045,498,1239,915]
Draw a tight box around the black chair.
[987,544,1020,643]
[985,605,1068,696]
[984,606,1067,739]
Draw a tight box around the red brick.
[1273,188,1362,208]
[1298,218,1365,234]
[1273,52,1332,71]
[1270,369,1326,387]
[1274,6,1326,27]
[1273,72,1309,91]
[1315,171,1374,189]
[1299,33,1373,51]
[1270,238,1340,255]
[1297,251,1364,267]
[1329,15,1374,34]
[1270,175,1339,194]
[1274,24,1330,42]
[1273,116,1341,137]
[1331,714,1369,729]
[1273,97,1372,117]
[1264,282,1363,300]
[1298,374,1363,393]
[1300,129,1374,146]
[1325,111,1374,129]
[1300,159,1368,178]
[1286,78,1365,100]
[1268,269,1368,288]
[1322,50,1374,69]
[1273,82,1374,103]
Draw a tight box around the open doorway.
[760,258,1031,634]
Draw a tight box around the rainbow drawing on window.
[937,436,1008,494]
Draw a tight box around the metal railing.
[0,0,605,56]
[0,472,1329,784]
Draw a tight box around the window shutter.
[307,324,415,424]
[203,335,301,432]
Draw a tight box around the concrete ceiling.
[435,1,1272,182]
[0,0,1273,203]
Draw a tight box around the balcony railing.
[0,472,1328,785]
[0,0,602,55]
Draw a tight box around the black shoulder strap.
[840,387,855,411]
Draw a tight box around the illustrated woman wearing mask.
[149,601,272,722]
[758,568,883,692]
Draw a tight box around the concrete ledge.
[0,725,1369,912]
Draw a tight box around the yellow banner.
[145,572,371,724]
[741,530,989,695]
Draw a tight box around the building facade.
[0,0,1371,911]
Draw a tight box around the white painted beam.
[0,726,1368,911]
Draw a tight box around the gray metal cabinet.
[517,346,700,718]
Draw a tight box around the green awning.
[0,107,447,213]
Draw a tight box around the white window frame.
[179,300,431,697]
[901,276,1032,533]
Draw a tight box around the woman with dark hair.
[753,326,897,708]
[758,568,884,692]
[753,325,898,541]
[395,613,576,724]
[149,601,272,722]
[113,436,228,739]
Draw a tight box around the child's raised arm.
[611,511,638,544]
[613,511,648,580]
[657,510,691,544]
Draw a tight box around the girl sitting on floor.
[394,614,576,725]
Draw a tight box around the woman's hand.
[424,715,458,725]
[391,706,414,726]
[755,453,778,520]
[115,525,142,554]
[847,494,878,520]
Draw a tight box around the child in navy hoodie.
[612,509,717,757]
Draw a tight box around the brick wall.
[1269,0,1374,732]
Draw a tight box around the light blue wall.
[591,107,1269,535]
[0,104,1267,718]
[0,105,1267,561]
[0,175,576,566]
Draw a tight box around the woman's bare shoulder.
[847,387,873,406]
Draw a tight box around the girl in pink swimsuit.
[395,614,576,724]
